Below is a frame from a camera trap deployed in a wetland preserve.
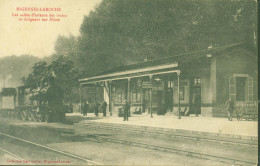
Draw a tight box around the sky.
[0,0,102,58]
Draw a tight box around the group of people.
[72,97,234,122]
[81,99,130,120]
[81,100,108,117]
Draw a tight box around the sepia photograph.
[0,0,258,165]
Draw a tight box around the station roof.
[79,42,242,84]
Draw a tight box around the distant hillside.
[0,55,41,89]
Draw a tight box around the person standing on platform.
[83,101,89,116]
[225,97,234,121]
[123,100,130,121]
[102,100,107,117]
[69,102,73,113]
[82,101,86,115]
[194,94,200,117]
[95,101,100,117]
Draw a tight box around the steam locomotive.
[0,77,68,122]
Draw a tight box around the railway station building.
[79,43,257,117]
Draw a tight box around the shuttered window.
[229,76,236,101]
[229,76,254,101]
[132,90,141,103]
[116,92,122,103]
[248,77,253,101]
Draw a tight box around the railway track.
[0,132,103,165]
[0,146,29,165]
[0,120,257,166]
[65,133,256,166]
[77,122,257,148]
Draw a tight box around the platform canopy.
[79,60,180,85]
[79,42,242,85]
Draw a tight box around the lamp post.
[177,70,181,119]
[137,79,143,114]
[109,80,112,116]
[149,75,153,118]
[79,84,82,114]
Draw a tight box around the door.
[166,88,173,111]
[190,86,201,115]
[142,89,150,113]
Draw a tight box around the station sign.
[142,81,163,90]
[142,82,152,89]
[153,81,163,90]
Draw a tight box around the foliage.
[76,0,257,75]
[23,61,48,88]
[21,0,257,103]
[48,56,81,102]
[53,35,79,61]
[23,56,81,103]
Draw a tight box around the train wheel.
[28,113,32,121]
[10,112,13,119]
[21,112,28,121]
[40,114,45,122]
[36,114,41,122]
[21,113,26,121]
[17,112,22,120]
[31,113,37,122]
[44,114,49,123]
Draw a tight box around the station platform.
[66,112,258,139]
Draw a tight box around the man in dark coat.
[102,100,107,117]
[193,94,201,117]
[69,102,73,113]
[83,101,89,116]
[124,100,130,121]
[95,101,100,117]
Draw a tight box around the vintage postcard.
[0,0,258,165]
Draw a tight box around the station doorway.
[189,78,201,115]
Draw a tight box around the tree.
[23,56,81,103]
[54,35,78,59]
[23,61,48,88]
[76,0,256,76]
[48,56,81,102]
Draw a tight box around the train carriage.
[0,88,17,118]
[0,77,68,123]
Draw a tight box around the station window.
[193,78,201,86]
[144,90,150,102]
[229,76,253,101]
[132,90,141,103]
[116,92,122,103]
[236,77,246,101]
[168,81,173,88]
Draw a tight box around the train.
[0,77,69,123]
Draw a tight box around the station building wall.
[80,47,257,118]
[213,48,257,117]
[172,57,214,116]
